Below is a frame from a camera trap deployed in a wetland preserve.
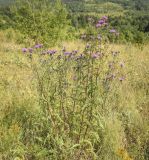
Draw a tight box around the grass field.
[0,30,149,159]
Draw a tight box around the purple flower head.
[96,16,108,28]
[119,77,125,82]
[92,53,99,59]
[47,50,57,55]
[96,23,102,28]
[22,48,27,53]
[34,45,38,49]
[110,29,117,33]
[52,50,57,54]
[101,16,108,21]
[29,48,33,53]
[35,44,43,49]
[64,52,72,56]
[98,19,105,25]
[51,50,57,55]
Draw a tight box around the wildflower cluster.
[22,44,43,54]
[22,44,58,57]
[22,16,125,84]
[21,15,127,159]
[96,16,108,28]
[95,16,120,39]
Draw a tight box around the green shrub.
[10,0,71,46]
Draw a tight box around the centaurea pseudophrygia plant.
[21,16,126,158]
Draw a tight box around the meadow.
[0,0,149,159]
[0,27,149,160]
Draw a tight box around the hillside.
[0,0,14,6]
[0,0,149,159]
[63,0,149,12]
[1,0,149,12]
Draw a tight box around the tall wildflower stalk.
[21,16,126,159]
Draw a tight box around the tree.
[11,0,70,46]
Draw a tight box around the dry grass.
[0,30,149,160]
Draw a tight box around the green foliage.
[0,0,14,6]
[109,12,149,44]
[10,0,70,46]
[68,11,149,44]
[1,0,149,44]
[62,0,149,44]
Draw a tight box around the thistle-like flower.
[119,77,125,82]
[22,48,27,53]
[92,53,99,59]
[35,44,43,49]
[64,52,72,56]
[47,50,57,55]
